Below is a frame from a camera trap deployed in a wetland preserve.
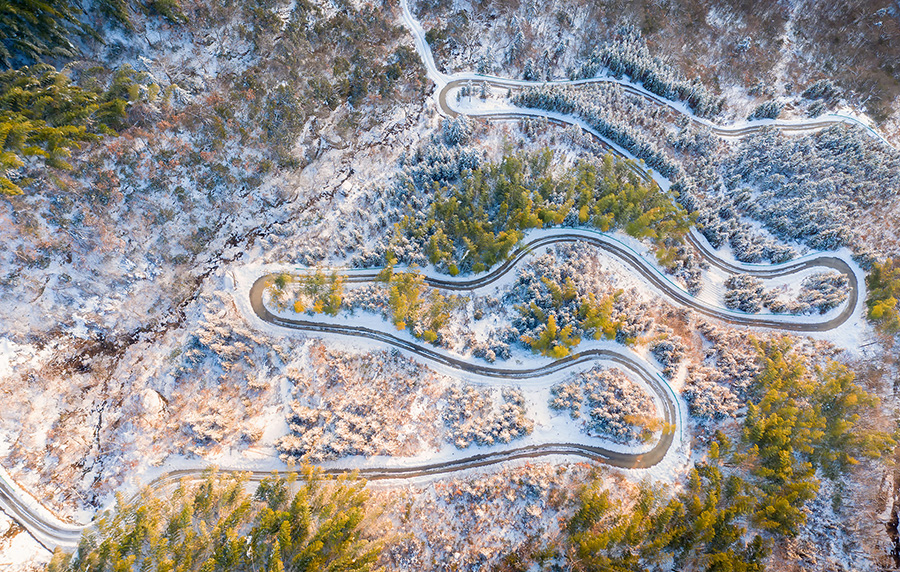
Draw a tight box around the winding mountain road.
[436,77,892,145]
[241,226,857,479]
[252,275,679,465]
[240,223,858,471]
[284,230,858,332]
[0,0,877,553]
[398,0,894,149]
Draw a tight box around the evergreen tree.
[742,340,893,535]
[0,0,86,67]
[866,258,900,334]
[0,64,132,195]
[47,467,387,572]
[396,148,692,276]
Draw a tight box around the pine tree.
[866,258,900,333]
[0,0,86,67]
[0,64,132,195]
[52,467,387,572]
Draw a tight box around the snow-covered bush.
[723,274,770,313]
[549,382,583,418]
[460,296,517,362]
[582,368,658,444]
[442,385,534,448]
[614,291,655,342]
[575,25,723,117]
[682,321,774,422]
[550,366,659,445]
[796,272,849,313]
[657,237,704,295]
[649,329,687,378]
[683,365,741,420]
[381,463,585,571]
[467,335,513,363]
[768,272,849,315]
[277,348,444,462]
[748,100,783,120]
[279,398,402,462]
[280,402,358,462]
[187,413,228,444]
[342,283,390,315]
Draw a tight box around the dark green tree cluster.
[568,451,767,572]
[0,0,181,198]
[399,148,693,276]
[0,0,86,67]
[145,0,186,25]
[0,64,137,194]
[866,258,900,334]
[47,467,387,572]
[87,0,186,31]
[579,154,693,247]
[741,340,894,535]
[0,0,186,67]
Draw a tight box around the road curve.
[249,272,678,463]
[242,222,858,482]
[397,0,893,150]
[264,230,858,332]
[0,469,83,550]
[0,0,875,553]
[240,224,857,506]
[436,77,892,146]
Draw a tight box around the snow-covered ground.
[231,262,682,452]
[0,1,894,569]
[0,511,50,570]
